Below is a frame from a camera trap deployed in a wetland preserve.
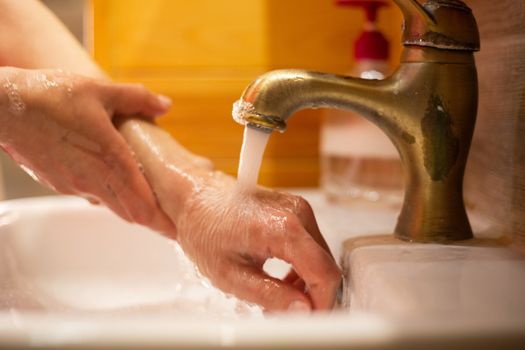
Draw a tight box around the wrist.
[167,168,237,238]
[116,118,223,234]
[156,161,224,228]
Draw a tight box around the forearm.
[0,0,105,79]
[116,118,216,235]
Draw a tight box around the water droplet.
[19,164,41,183]
[232,99,256,126]
[3,79,25,115]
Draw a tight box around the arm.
[0,0,104,78]
[0,66,174,233]
[0,1,173,233]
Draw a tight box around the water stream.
[237,126,270,190]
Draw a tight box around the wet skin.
[118,119,342,312]
[0,67,174,233]
[0,66,341,312]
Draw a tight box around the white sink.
[1,194,524,349]
[0,197,260,317]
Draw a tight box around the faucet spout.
[238,69,390,133]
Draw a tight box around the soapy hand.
[0,67,174,233]
[118,119,342,312]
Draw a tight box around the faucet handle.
[395,0,480,51]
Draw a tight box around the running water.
[233,99,271,190]
[237,126,270,190]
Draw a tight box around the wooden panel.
[464,1,525,247]
[266,0,403,73]
[90,0,267,71]
[88,0,402,187]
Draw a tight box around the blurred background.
[0,0,402,199]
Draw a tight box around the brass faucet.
[233,0,480,243]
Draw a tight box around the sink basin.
[1,193,524,349]
[0,197,260,317]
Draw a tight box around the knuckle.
[301,197,313,212]
[283,214,302,234]
[279,194,314,218]
[294,195,313,215]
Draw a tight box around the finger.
[294,278,306,291]
[284,269,306,292]
[219,262,312,313]
[103,83,172,118]
[283,269,299,284]
[294,198,333,256]
[95,191,133,223]
[51,175,130,223]
[83,196,101,205]
[270,219,341,310]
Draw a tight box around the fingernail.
[157,94,172,109]
[288,300,311,313]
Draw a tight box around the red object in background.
[337,0,389,22]
[336,0,390,61]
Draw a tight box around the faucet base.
[395,211,474,243]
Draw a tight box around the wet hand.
[0,67,174,234]
[118,119,342,312]
[175,176,342,312]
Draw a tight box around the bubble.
[3,79,25,115]
[36,73,59,89]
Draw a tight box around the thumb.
[104,83,172,118]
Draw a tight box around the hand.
[118,119,342,312]
[0,67,174,234]
[176,176,342,312]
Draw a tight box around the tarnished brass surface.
[396,0,480,51]
[233,0,480,242]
